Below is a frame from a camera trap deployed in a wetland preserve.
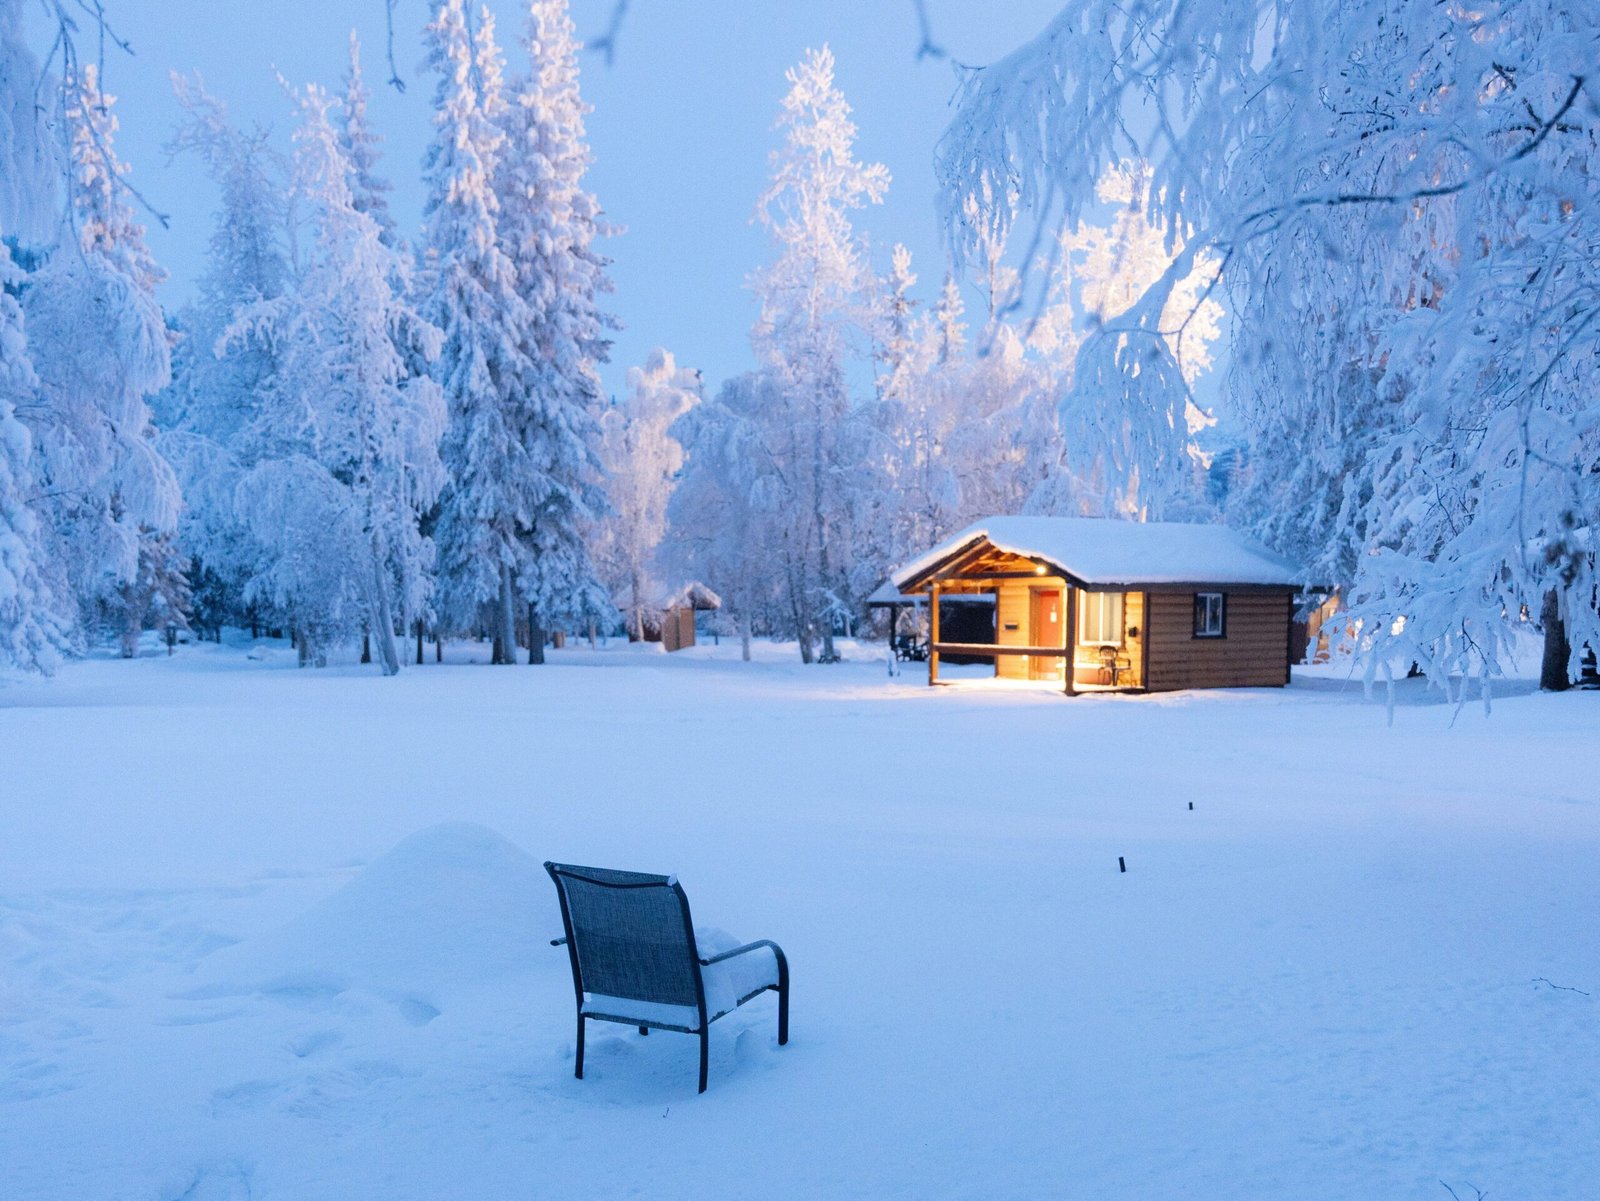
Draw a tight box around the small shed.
[891,516,1307,693]
[660,581,721,653]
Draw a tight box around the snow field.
[1,637,1597,1199]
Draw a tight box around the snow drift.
[193,822,547,1001]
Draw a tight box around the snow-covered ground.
[2,636,1596,1200]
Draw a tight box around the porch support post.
[1139,591,1151,690]
[928,582,942,686]
[1064,585,1078,696]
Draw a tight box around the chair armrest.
[699,938,785,970]
[550,936,568,947]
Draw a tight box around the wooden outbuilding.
[660,581,721,653]
[891,517,1306,694]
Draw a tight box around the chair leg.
[698,1029,709,1094]
[575,1015,585,1080]
[639,1025,648,1036]
[777,980,789,1047]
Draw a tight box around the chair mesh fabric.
[549,864,700,1008]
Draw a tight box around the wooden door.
[1029,588,1063,680]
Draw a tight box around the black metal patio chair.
[545,861,789,1093]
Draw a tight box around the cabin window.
[1079,591,1124,646]
[1194,592,1226,638]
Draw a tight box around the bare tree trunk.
[369,557,401,677]
[527,602,546,665]
[119,603,142,659]
[740,612,752,662]
[435,635,443,663]
[813,402,837,665]
[415,621,425,665]
[587,619,597,649]
[495,562,517,666]
[1541,588,1571,692]
[361,631,372,664]
[785,556,814,663]
[296,630,311,668]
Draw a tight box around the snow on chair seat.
[545,862,789,1093]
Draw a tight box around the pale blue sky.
[43,1,1063,398]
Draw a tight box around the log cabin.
[891,517,1307,694]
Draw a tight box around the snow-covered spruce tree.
[0,6,68,673]
[423,1,535,664]
[224,81,445,674]
[339,31,400,251]
[0,237,65,672]
[594,348,700,641]
[750,45,888,663]
[158,75,294,639]
[493,0,615,662]
[21,63,180,648]
[938,0,1600,693]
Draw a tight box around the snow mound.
[195,822,548,1001]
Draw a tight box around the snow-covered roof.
[892,517,1306,589]
[666,580,722,611]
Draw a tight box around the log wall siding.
[1143,590,1294,691]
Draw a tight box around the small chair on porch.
[1096,644,1134,687]
[544,861,790,1093]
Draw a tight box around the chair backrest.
[545,862,702,1008]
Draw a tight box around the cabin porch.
[922,545,1147,694]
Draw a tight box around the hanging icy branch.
[21,0,169,230]
[588,0,628,66]
[911,0,944,61]
[383,0,405,91]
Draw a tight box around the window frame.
[1078,590,1125,647]
[1193,591,1227,639]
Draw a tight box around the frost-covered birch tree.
[20,63,180,646]
[595,348,700,640]
[749,45,888,663]
[667,371,787,662]
[158,75,293,636]
[938,0,1600,691]
[861,248,970,571]
[225,81,444,674]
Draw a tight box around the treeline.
[2,1,611,674]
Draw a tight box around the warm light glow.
[1034,565,1046,575]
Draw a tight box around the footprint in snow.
[287,1028,343,1058]
[166,1160,255,1201]
[392,996,441,1027]
[210,1077,287,1116]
